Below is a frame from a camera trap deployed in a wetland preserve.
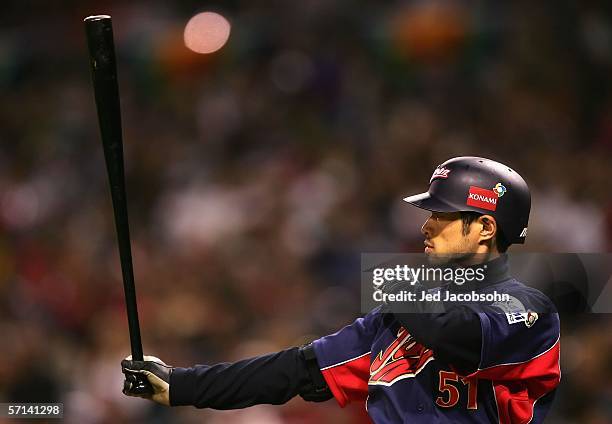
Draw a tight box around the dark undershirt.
[170,347,312,408]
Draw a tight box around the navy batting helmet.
[403,157,531,244]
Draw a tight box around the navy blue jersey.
[313,278,561,423]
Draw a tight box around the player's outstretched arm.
[121,345,331,409]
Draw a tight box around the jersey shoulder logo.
[369,327,434,386]
[492,295,538,327]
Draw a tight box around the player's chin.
[425,250,449,265]
[426,249,464,265]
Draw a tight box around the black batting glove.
[121,355,173,406]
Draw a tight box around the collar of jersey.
[446,254,511,292]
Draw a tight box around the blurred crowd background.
[1,1,611,423]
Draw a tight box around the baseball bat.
[84,15,152,395]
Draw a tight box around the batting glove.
[121,355,173,406]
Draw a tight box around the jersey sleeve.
[464,293,561,424]
[311,309,382,407]
[169,347,314,409]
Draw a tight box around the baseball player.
[122,157,561,423]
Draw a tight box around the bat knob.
[123,372,154,396]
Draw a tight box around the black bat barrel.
[84,15,144,362]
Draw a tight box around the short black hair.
[460,211,510,253]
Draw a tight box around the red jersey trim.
[320,352,371,407]
[466,336,560,377]
[467,338,560,424]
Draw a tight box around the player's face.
[421,212,481,260]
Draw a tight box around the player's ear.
[477,215,497,243]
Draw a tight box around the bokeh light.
[183,12,231,54]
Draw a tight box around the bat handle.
[123,372,154,396]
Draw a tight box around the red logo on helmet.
[369,327,434,386]
[466,186,498,211]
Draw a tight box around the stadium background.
[1,1,611,423]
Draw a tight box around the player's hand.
[121,355,173,406]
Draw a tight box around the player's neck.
[458,246,499,266]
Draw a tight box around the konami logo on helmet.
[466,186,498,211]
